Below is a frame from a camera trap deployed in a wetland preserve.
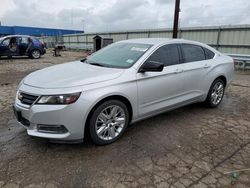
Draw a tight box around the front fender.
[81,81,138,134]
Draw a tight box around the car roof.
[118,38,218,53]
[119,38,208,46]
[119,38,172,45]
[1,35,32,38]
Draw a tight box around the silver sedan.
[13,38,234,145]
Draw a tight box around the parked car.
[13,38,234,145]
[0,35,46,59]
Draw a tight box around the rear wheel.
[88,100,129,145]
[205,78,225,108]
[31,50,41,59]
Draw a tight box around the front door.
[9,37,19,55]
[137,44,186,116]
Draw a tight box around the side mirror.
[80,58,87,62]
[139,61,164,73]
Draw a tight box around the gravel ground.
[0,51,250,188]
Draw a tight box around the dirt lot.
[0,50,250,188]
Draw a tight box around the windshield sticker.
[126,59,134,64]
[131,47,148,52]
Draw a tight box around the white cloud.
[0,0,249,32]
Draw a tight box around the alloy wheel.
[211,82,224,105]
[95,105,126,141]
[32,50,40,59]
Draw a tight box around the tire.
[88,100,129,145]
[30,50,41,59]
[205,78,225,108]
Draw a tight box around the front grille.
[19,92,39,105]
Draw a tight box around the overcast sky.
[0,0,249,32]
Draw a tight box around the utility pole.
[172,0,180,38]
[82,19,85,33]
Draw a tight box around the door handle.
[204,64,211,69]
[174,68,183,74]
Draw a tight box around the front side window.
[86,42,152,68]
[146,44,180,66]
[181,44,205,63]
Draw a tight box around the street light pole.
[172,0,180,38]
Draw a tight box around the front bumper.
[13,85,91,141]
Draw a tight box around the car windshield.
[87,42,152,68]
[0,37,5,43]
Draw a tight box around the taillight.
[233,58,236,64]
[39,42,44,47]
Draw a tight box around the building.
[0,25,83,37]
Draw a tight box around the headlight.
[36,92,81,105]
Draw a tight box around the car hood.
[23,61,124,89]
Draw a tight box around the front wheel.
[205,79,225,108]
[88,100,129,145]
[30,50,41,59]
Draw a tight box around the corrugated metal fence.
[46,25,250,54]
[39,35,63,48]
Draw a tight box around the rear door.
[18,37,30,55]
[179,44,214,99]
[137,44,186,116]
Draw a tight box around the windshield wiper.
[81,58,114,68]
[81,58,104,67]
[88,62,105,67]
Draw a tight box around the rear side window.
[181,44,205,63]
[147,44,180,66]
[31,38,42,44]
[203,47,215,59]
[21,37,29,44]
